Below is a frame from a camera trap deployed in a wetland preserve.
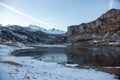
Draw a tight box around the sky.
[0,0,120,31]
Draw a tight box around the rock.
[66,9,120,45]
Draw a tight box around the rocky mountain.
[66,9,120,45]
[0,25,66,44]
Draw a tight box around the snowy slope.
[0,56,118,80]
[0,42,33,56]
[0,44,15,55]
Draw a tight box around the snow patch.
[65,63,79,67]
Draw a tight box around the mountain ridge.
[0,25,66,44]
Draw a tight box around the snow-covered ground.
[0,44,15,56]
[0,43,119,80]
[0,42,33,56]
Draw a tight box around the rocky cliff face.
[0,25,66,44]
[66,9,120,45]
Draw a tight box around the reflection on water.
[67,46,120,66]
[39,53,67,63]
[14,45,120,66]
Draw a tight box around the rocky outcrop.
[66,9,120,45]
[0,25,66,44]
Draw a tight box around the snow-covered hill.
[0,25,66,44]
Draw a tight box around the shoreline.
[0,42,119,80]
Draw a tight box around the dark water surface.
[14,45,120,66]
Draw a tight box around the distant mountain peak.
[28,24,66,34]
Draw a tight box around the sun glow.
[0,2,54,28]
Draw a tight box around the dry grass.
[0,61,22,67]
[77,66,120,78]
[0,42,19,47]
[95,67,120,77]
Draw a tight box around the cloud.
[109,0,114,9]
[0,2,53,27]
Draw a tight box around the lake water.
[14,45,120,66]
